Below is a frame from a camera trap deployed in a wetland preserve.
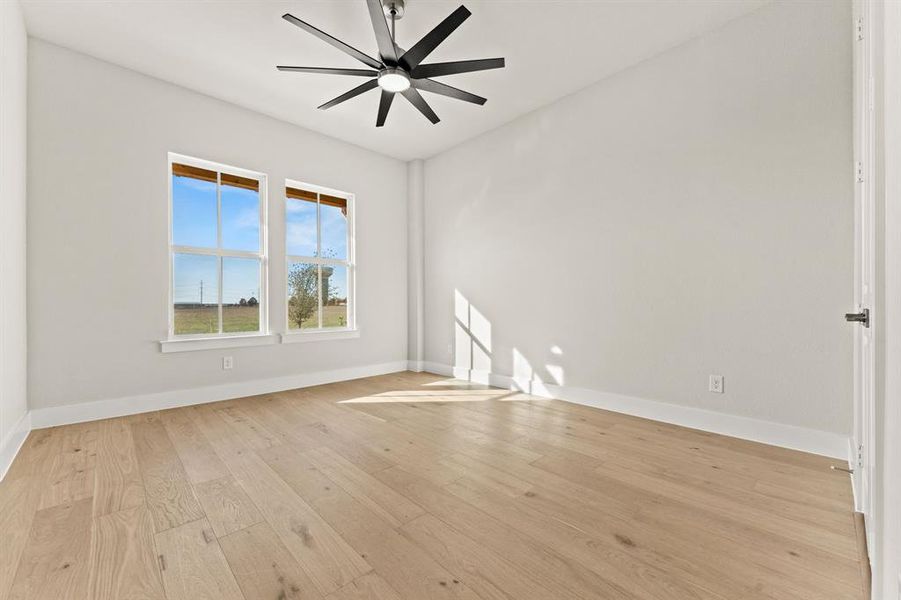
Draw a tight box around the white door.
[851,0,876,544]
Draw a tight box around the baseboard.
[407,360,425,373]
[29,360,409,429]
[0,410,32,481]
[9,359,848,477]
[421,362,850,460]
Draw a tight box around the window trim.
[284,178,356,337]
[160,333,279,354]
[166,152,269,341]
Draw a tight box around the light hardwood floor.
[0,371,866,600]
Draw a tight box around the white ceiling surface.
[21,0,769,161]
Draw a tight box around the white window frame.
[163,153,270,348]
[283,178,356,341]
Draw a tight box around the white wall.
[422,1,853,437]
[0,0,29,470]
[26,40,407,411]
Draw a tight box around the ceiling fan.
[277,0,505,127]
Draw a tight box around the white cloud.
[287,221,317,254]
[230,207,259,230]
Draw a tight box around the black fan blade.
[412,58,505,79]
[282,13,382,69]
[318,79,379,110]
[413,78,486,105]
[376,89,395,127]
[399,5,471,70]
[277,66,378,77]
[366,0,398,64]
[401,87,440,124]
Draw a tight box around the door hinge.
[858,443,864,468]
[856,161,864,183]
[857,17,864,41]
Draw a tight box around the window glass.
[222,257,261,333]
[173,253,219,334]
[221,179,260,252]
[288,262,320,329]
[320,195,348,260]
[172,169,217,248]
[284,182,352,333]
[169,157,266,338]
[286,196,318,257]
[322,264,348,328]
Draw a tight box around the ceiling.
[21,0,770,161]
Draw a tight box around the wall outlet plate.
[223,356,234,370]
[709,374,724,393]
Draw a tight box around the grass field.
[290,305,348,330]
[174,304,347,334]
[174,305,259,335]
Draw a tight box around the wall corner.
[406,159,425,369]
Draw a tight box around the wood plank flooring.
[0,371,867,600]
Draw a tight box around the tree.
[288,264,318,328]
[239,298,248,306]
[288,264,337,328]
[247,296,259,307]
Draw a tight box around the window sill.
[160,333,278,353]
[280,329,360,344]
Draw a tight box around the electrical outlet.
[709,374,724,394]
[222,356,234,370]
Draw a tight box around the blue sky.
[172,176,217,248]
[172,176,260,251]
[173,254,260,304]
[172,175,260,304]
[172,175,349,304]
[327,264,348,299]
[286,197,348,259]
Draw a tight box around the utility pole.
[200,280,204,306]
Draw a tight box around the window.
[285,181,354,333]
[168,154,267,338]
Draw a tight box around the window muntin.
[169,154,267,338]
[285,181,354,332]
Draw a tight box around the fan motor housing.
[382,0,405,20]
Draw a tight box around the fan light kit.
[378,68,411,92]
[277,0,505,127]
